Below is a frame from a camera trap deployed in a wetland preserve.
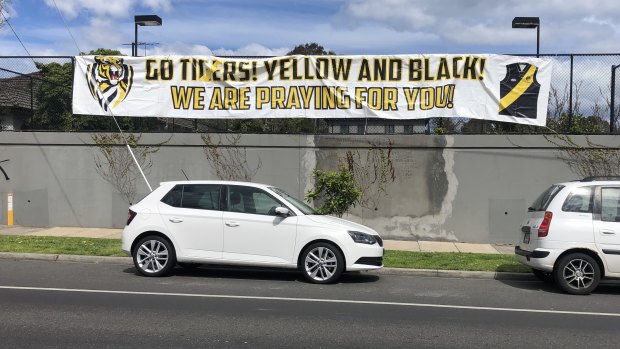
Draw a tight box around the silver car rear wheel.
[554,253,600,295]
[133,236,176,277]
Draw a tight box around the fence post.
[568,55,574,132]
[29,75,34,124]
[612,65,620,134]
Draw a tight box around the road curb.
[0,253,534,281]
[368,267,535,281]
[0,252,131,265]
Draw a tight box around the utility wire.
[0,10,33,58]
[50,0,81,55]
[44,0,153,191]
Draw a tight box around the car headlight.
[348,231,377,245]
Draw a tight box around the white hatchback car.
[122,181,384,284]
[516,178,620,294]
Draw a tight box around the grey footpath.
[0,225,531,281]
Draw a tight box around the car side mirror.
[275,207,290,217]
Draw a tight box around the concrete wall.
[0,132,614,243]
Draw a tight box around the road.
[1,259,620,348]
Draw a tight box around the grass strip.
[384,250,529,273]
[0,235,125,257]
[0,235,529,273]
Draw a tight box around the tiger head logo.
[85,56,134,111]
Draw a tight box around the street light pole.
[133,15,162,57]
[134,23,138,56]
[536,24,540,57]
[512,17,540,57]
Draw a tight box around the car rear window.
[528,185,565,212]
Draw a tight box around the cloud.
[133,42,288,57]
[338,0,435,31]
[213,44,289,57]
[583,16,620,35]
[42,0,172,19]
[334,0,620,53]
[140,0,172,12]
[78,18,127,53]
[12,0,620,57]
[43,0,133,19]
[148,42,213,56]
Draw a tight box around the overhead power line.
[50,0,81,55]
[0,10,33,58]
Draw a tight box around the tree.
[0,1,11,28]
[26,61,73,131]
[201,133,262,181]
[287,42,335,55]
[432,118,457,134]
[24,49,161,131]
[343,141,396,211]
[306,165,361,217]
[92,133,165,203]
[547,114,609,134]
[81,48,122,56]
[544,134,620,178]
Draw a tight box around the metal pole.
[536,25,540,58]
[612,65,619,133]
[29,75,33,116]
[126,144,153,192]
[134,23,138,57]
[568,55,574,132]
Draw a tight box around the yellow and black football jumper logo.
[85,56,134,111]
[499,63,540,119]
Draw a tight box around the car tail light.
[538,211,553,237]
[127,209,137,226]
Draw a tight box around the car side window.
[182,185,221,210]
[562,187,593,213]
[601,188,620,222]
[228,186,282,216]
[160,184,221,210]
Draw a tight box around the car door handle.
[225,221,240,227]
[169,218,183,223]
[601,230,616,235]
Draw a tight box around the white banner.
[73,54,552,126]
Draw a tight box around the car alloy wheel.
[554,253,600,295]
[302,242,344,284]
[133,236,176,277]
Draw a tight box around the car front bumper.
[346,244,384,271]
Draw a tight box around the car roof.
[159,180,274,189]
[556,180,620,188]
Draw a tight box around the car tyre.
[554,253,600,295]
[300,242,344,284]
[133,235,176,277]
[532,269,554,283]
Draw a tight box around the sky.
[1,0,620,57]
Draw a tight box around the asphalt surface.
[2,259,620,348]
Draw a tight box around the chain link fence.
[1,54,619,134]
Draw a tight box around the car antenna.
[181,169,190,180]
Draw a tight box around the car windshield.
[529,184,565,211]
[269,187,317,215]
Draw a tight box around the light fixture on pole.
[134,15,162,57]
[512,17,540,57]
